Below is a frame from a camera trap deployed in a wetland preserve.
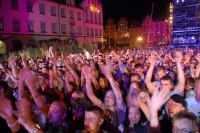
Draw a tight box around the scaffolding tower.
[172,0,200,48]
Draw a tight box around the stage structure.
[172,0,200,48]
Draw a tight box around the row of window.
[4,0,103,24]
[8,0,82,20]
[0,18,102,36]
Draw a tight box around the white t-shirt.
[185,97,200,117]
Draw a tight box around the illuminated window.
[11,0,18,10]
[51,6,56,16]
[39,4,45,14]
[78,26,82,35]
[70,25,74,33]
[28,20,34,32]
[95,28,98,36]
[91,28,94,35]
[52,23,57,33]
[61,8,65,17]
[86,27,89,35]
[26,1,33,12]
[61,24,66,34]
[13,19,20,32]
[77,12,81,20]
[69,10,74,19]
[40,22,46,33]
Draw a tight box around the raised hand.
[147,87,170,113]
[16,98,31,124]
[0,96,13,120]
[137,90,150,104]
[100,63,112,78]
[50,57,57,66]
[8,54,16,66]
[148,54,157,66]
[82,65,93,80]
[174,51,183,63]
[195,53,200,63]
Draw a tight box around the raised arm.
[65,61,80,87]
[147,87,169,128]
[0,96,20,132]
[82,65,100,106]
[174,51,185,94]
[50,57,64,88]
[145,54,157,93]
[100,63,125,110]
[194,53,200,78]
[8,54,19,78]
[20,67,48,113]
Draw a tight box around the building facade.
[104,18,116,47]
[116,17,129,45]
[142,15,169,47]
[0,0,103,50]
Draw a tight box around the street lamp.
[90,3,99,43]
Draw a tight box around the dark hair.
[172,111,199,132]
[160,75,172,84]
[186,76,195,87]
[135,63,143,69]
[86,106,104,119]
[131,73,141,80]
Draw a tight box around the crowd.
[0,46,199,133]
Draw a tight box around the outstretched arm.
[100,63,125,110]
[82,65,100,106]
[174,51,185,94]
[145,54,157,93]
[147,87,170,128]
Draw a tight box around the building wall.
[0,0,103,47]
[117,17,129,44]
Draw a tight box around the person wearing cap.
[159,94,186,133]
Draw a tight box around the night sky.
[102,0,171,25]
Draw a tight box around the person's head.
[194,79,200,98]
[167,94,186,118]
[172,111,199,133]
[98,60,105,67]
[128,107,141,125]
[156,67,166,80]
[122,73,130,84]
[48,100,67,126]
[113,61,119,71]
[37,73,49,87]
[185,77,195,91]
[131,73,141,83]
[104,90,116,108]
[134,63,143,76]
[99,75,109,89]
[41,66,49,74]
[84,106,104,132]
[160,75,173,91]
[130,81,142,90]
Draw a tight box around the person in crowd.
[78,106,109,133]
[0,45,200,133]
[185,79,200,122]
